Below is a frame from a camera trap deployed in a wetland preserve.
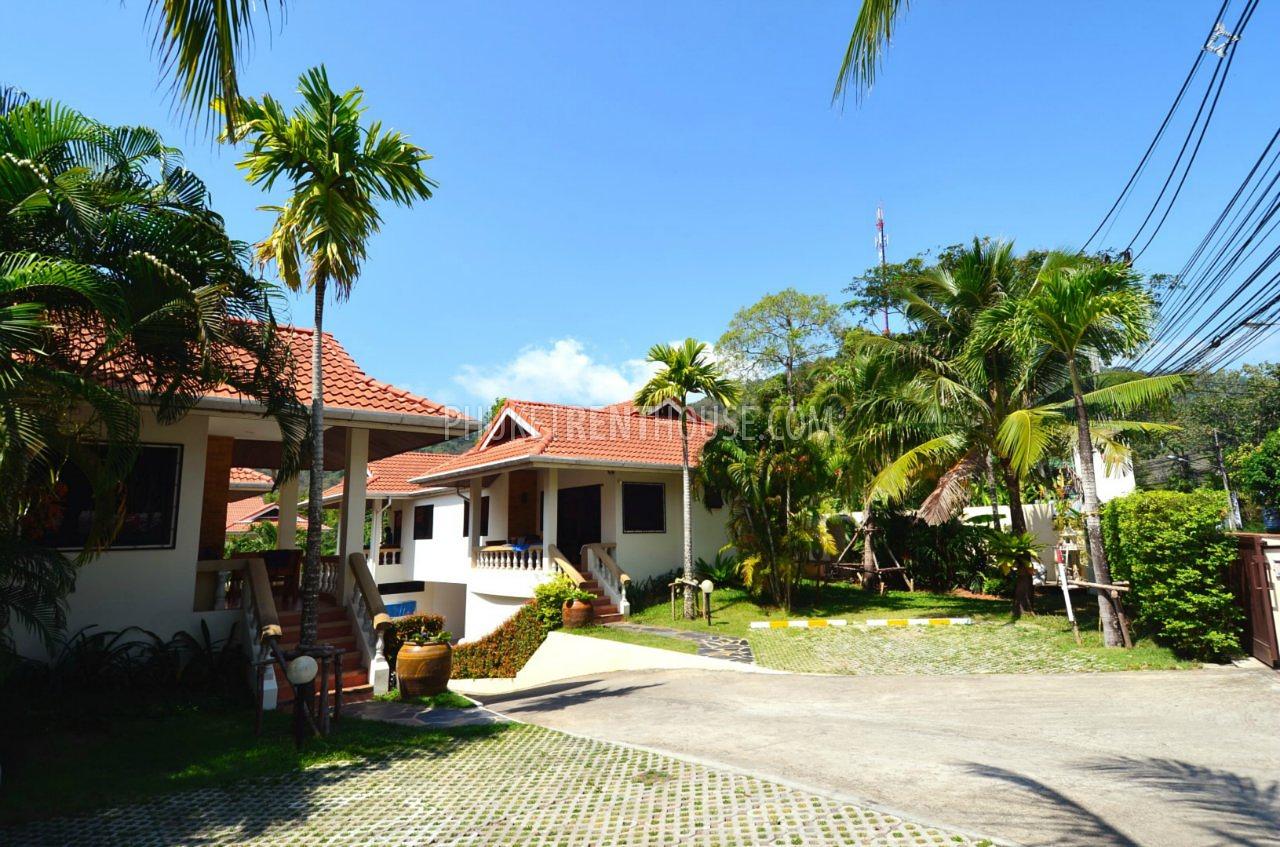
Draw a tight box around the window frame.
[50,442,184,551]
[621,481,666,534]
[462,495,490,537]
[412,504,434,540]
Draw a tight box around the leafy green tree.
[718,289,844,408]
[635,339,740,618]
[0,99,304,653]
[228,66,436,646]
[1003,256,1173,646]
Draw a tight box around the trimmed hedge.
[450,604,545,679]
[1102,490,1242,661]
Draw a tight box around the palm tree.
[1006,257,1176,646]
[0,98,305,654]
[228,66,435,646]
[635,339,740,618]
[145,0,288,135]
[834,0,908,103]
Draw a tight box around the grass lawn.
[0,705,506,825]
[570,626,699,654]
[373,689,476,709]
[631,583,1196,674]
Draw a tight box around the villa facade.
[322,399,733,641]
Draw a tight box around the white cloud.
[452,338,658,406]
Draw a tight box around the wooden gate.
[1234,535,1280,667]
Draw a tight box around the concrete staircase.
[274,601,372,706]
[580,577,623,624]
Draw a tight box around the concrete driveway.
[477,665,1280,847]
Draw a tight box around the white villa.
[12,326,474,705]
[13,328,735,705]
[317,398,733,642]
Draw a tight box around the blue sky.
[8,1,1279,410]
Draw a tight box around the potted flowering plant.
[561,587,596,629]
[395,628,453,697]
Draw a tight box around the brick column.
[198,436,234,559]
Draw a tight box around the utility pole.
[875,204,889,335]
[1212,428,1242,530]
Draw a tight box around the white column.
[276,474,299,550]
[543,467,559,553]
[468,477,483,565]
[370,498,385,565]
[339,427,369,598]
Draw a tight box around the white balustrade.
[474,545,547,571]
[583,543,631,617]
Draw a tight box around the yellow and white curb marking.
[750,619,849,630]
[865,617,972,627]
[749,617,972,630]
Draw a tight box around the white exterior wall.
[610,469,731,584]
[396,466,731,643]
[12,411,224,660]
[959,502,1058,570]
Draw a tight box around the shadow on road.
[476,679,663,714]
[1086,757,1279,847]
[962,762,1140,847]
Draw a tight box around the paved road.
[477,665,1280,847]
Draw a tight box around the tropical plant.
[1001,256,1168,646]
[695,550,741,587]
[227,65,436,646]
[986,531,1042,614]
[1230,428,1280,507]
[1102,490,1242,660]
[532,575,593,630]
[450,604,545,679]
[833,0,907,103]
[635,339,741,618]
[699,404,833,610]
[0,99,304,656]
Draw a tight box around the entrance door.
[557,485,601,565]
[1240,536,1280,667]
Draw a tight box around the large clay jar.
[562,598,593,629]
[397,642,452,697]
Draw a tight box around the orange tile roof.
[318,452,455,502]
[229,467,274,487]
[411,399,719,482]
[64,320,469,426]
[210,325,466,422]
[224,496,319,533]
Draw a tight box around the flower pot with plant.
[561,587,596,629]
[395,628,453,697]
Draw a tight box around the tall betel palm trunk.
[301,281,326,644]
[228,66,436,647]
[635,339,740,620]
[1067,355,1124,646]
[679,407,694,618]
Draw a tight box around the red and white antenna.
[875,204,890,335]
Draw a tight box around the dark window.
[704,487,724,510]
[462,495,490,537]
[622,482,665,533]
[413,504,434,540]
[44,443,183,550]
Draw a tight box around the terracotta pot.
[396,642,452,697]
[562,598,593,629]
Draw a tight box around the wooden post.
[277,474,299,550]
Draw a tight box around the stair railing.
[546,544,588,586]
[582,542,631,617]
[236,556,286,711]
[345,552,393,694]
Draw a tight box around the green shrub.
[696,550,741,587]
[1102,490,1242,661]
[532,575,592,631]
[627,568,680,613]
[1230,428,1280,505]
[451,605,545,679]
